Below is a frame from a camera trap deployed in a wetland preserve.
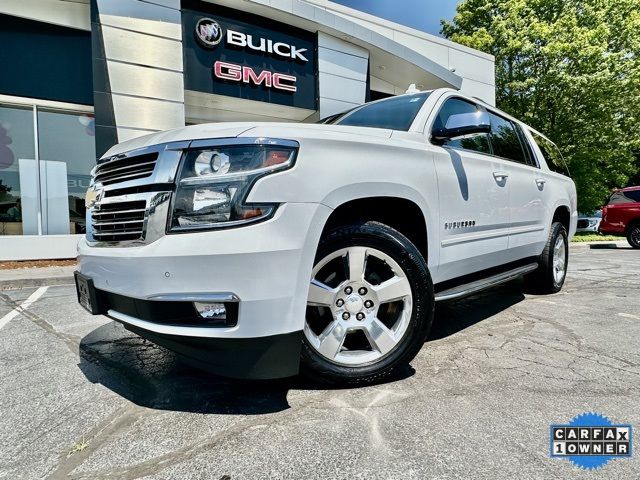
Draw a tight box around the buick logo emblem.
[195,18,223,48]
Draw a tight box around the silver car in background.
[577,210,602,233]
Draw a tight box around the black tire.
[300,221,434,386]
[626,221,640,249]
[524,222,568,294]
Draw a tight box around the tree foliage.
[0,179,12,202]
[442,0,640,212]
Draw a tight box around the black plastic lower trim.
[122,324,303,380]
[96,289,238,328]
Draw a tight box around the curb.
[0,276,75,291]
[570,241,629,250]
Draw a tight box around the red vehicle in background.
[599,186,640,248]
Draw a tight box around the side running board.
[434,263,539,302]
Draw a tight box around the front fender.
[318,182,439,272]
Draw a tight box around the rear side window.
[488,112,527,164]
[608,190,640,204]
[531,131,570,176]
[331,92,430,131]
[514,123,537,166]
[432,98,490,154]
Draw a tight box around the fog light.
[194,302,226,319]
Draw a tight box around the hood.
[102,122,393,158]
[102,123,257,157]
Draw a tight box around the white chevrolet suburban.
[75,89,577,384]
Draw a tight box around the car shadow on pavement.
[79,323,295,415]
[77,284,523,415]
[429,282,526,341]
[78,323,416,415]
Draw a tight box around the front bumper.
[77,202,331,378]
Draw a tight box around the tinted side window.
[488,113,527,163]
[432,98,490,154]
[608,191,640,204]
[334,92,430,131]
[531,131,570,176]
[514,123,537,166]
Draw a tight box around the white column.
[97,0,185,142]
[317,32,369,118]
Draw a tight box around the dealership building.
[0,0,495,260]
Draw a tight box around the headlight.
[169,141,297,231]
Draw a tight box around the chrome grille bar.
[94,152,158,185]
[86,141,189,246]
[91,199,147,242]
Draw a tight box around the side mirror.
[432,111,491,142]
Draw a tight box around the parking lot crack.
[47,405,151,480]
[0,292,80,354]
[55,392,338,480]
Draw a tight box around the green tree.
[0,179,12,203]
[442,0,640,212]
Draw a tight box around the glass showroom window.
[0,105,35,235]
[0,103,95,236]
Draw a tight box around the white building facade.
[0,0,494,260]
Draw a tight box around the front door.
[430,96,510,282]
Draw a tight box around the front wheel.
[301,221,434,385]
[626,222,640,249]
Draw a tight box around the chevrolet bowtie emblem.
[85,186,103,208]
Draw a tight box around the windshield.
[321,92,431,131]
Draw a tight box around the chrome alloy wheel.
[304,246,413,366]
[552,235,567,284]
[631,226,640,247]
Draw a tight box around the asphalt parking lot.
[1,245,639,479]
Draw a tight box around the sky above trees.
[330,0,460,36]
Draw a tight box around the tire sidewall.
[548,223,568,291]
[301,221,434,383]
[627,223,640,249]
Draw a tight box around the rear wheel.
[626,222,640,249]
[525,221,568,294]
[301,221,433,385]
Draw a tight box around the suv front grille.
[91,200,147,242]
[94,152,159,186]
[87,142,185,246]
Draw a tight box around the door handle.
[535,178,546,185]
[493,171,509,181]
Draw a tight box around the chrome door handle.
[493,171,509,181]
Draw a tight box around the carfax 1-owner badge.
[550,412,632,470]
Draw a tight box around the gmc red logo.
[214,61,297,92]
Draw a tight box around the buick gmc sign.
[183,4,317,110]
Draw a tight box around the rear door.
[429,96,510,281]
[486,112,548,258]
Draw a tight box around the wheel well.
[552,206,571,233]
[321,197,428,261]
[626,218,640,234]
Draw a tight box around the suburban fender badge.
[444,220,476,230]
[195,18,223,48]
